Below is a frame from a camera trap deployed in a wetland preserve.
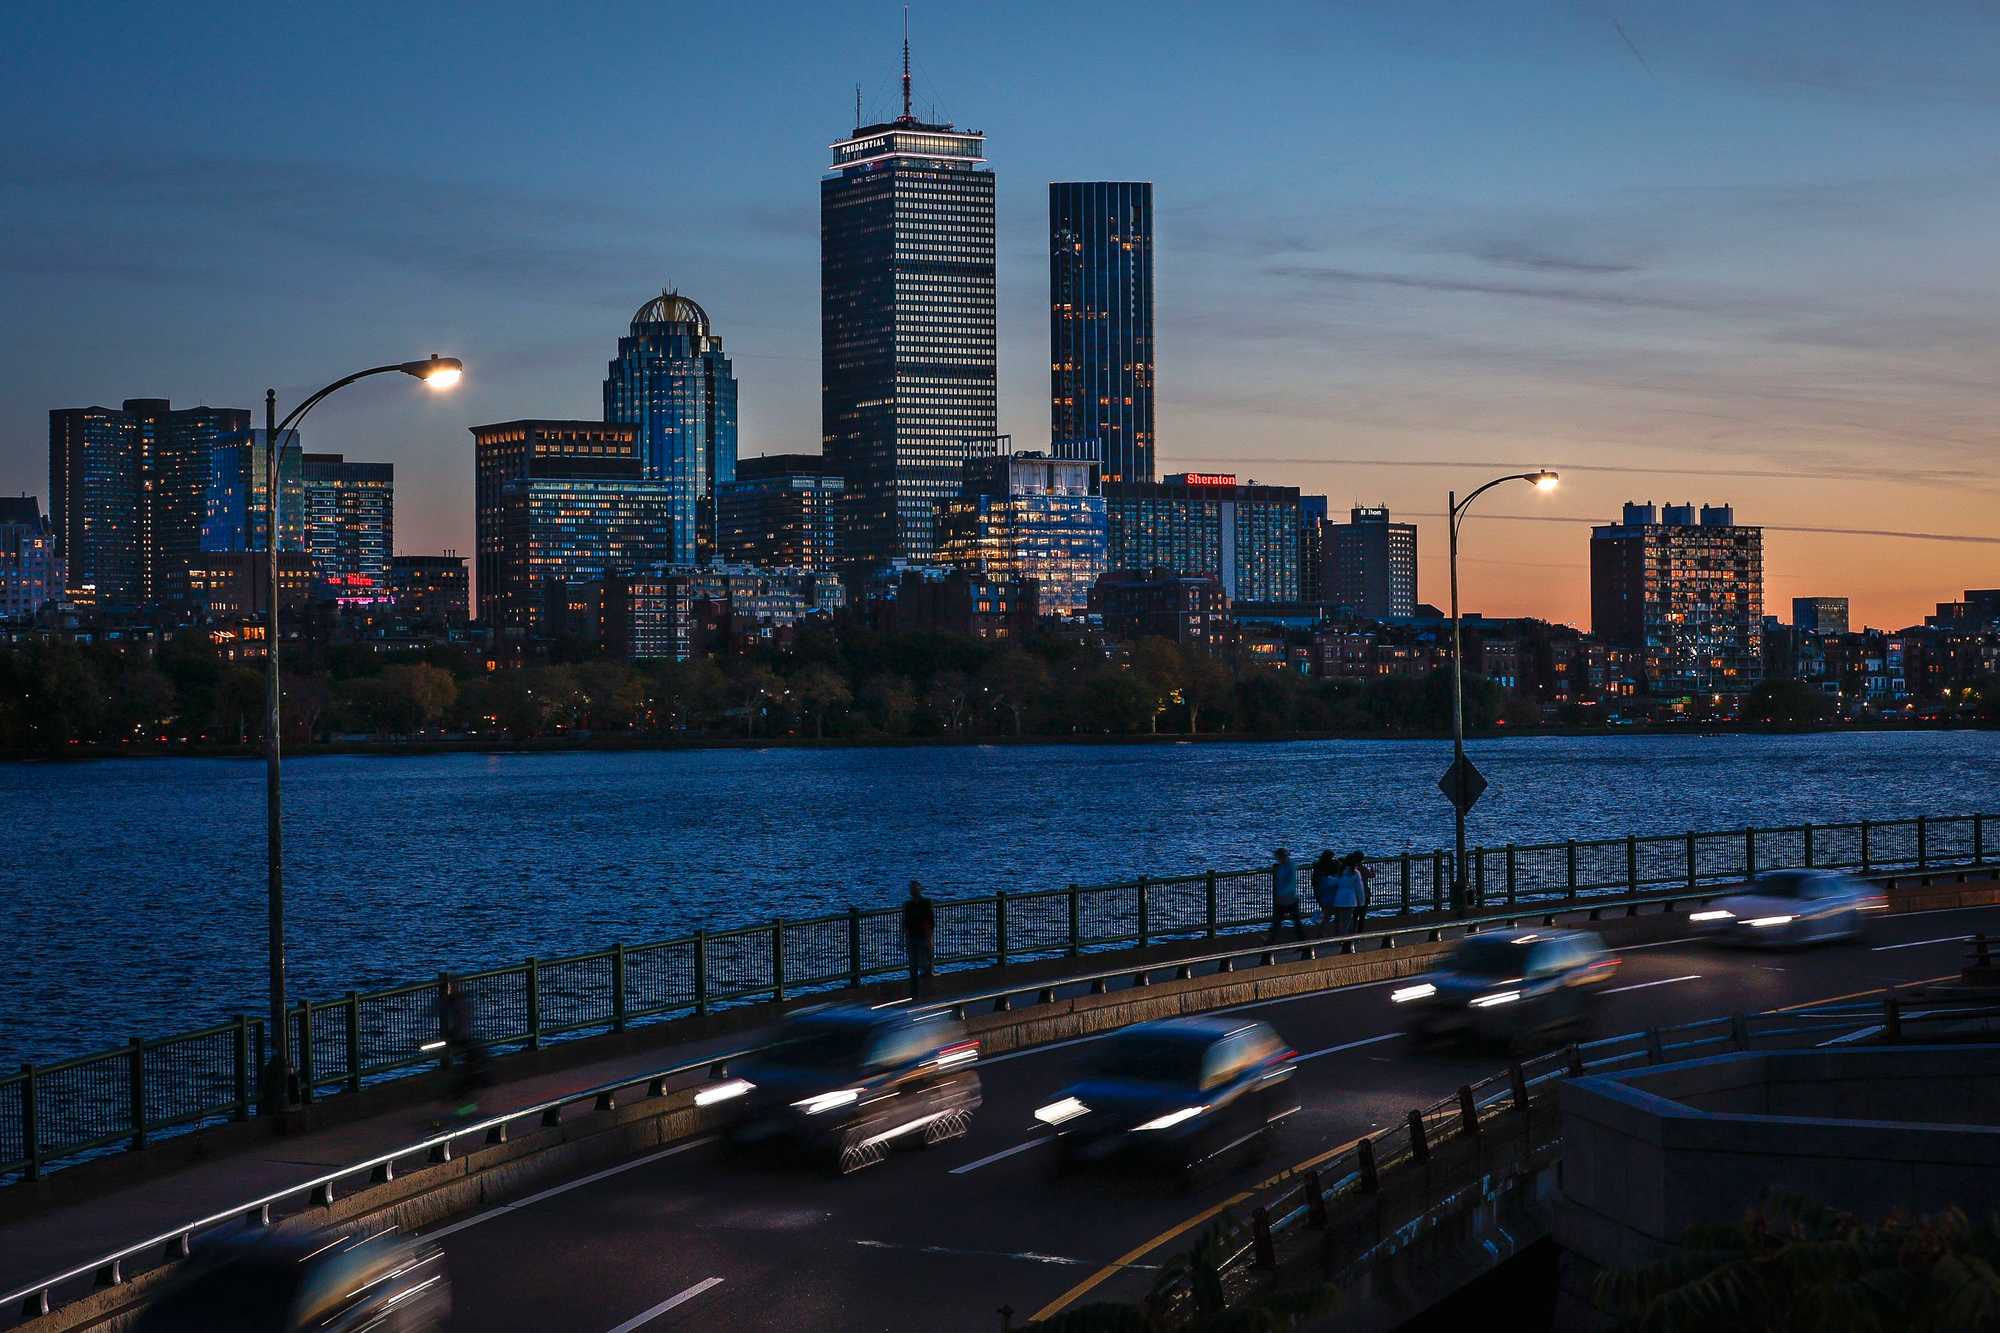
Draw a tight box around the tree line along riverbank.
[4,628,1993,760]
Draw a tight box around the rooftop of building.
[630,289,710,334]
[469,420,638,439]
[0,496,45,526]
[733,453,843,481]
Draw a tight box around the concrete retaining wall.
[1556,1045,2000,1278]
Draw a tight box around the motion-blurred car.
[1687,869,1882,946]
[1032,1017,1298,1175]
[133,1228,450,1332]
[711,1004,981,1174]
[1392,928,1618,1049]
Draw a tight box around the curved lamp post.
[1446,469,1558,915]
[262,356,462,1109]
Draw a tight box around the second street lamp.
[1445,468,1558,915]
[261,355,463,1111]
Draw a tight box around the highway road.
[420,902,1996,1332]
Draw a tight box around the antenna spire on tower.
[901,5,912,121]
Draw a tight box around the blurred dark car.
[1688,869,1882,946]
[714,1004,981,1174]
[1392,928,1618,1049]
[133,1228,450,1332]
[1032,1017,1298,1175]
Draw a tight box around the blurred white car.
[1688,869,1883,946]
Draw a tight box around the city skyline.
[4,3,1998,629]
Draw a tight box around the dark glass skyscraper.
[823,73,996,564]
[48,406,140,606]
[604,291,738,565]
[1050,182,1155,483]
[204,429,304,557]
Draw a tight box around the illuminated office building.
[935,438,1106,614]
[822,43,996,563]
[603,291,738,564]
[1104,473,1303,603]
[470,420,671,633]
[716,454,844,572]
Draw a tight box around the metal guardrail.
[1170,986,2000,1322]
[2,811,1992,1184]
[1,1040,759,1323]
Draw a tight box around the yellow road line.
[1028,1132,1368,1323]
[1032,969,1963,1323]
[1772,973,1954,1012]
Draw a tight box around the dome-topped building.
[604,287,738,564]
[631,291,714,339]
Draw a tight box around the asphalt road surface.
[423,902,1993,1332]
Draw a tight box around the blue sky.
[4,0,1997,625]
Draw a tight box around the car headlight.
[1469,990,1522,1008]
[1745,915,1795,928]
[1391,983,1437,1003]
[1034,1096,1089,1126]
[695,1078,755,1106]
[792,1089,861,1114]
[1689,909,1734,922]
[1133,1107,1204,1132]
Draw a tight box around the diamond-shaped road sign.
[1438,755,1489,817]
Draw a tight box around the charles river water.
[3,731,1996,1067]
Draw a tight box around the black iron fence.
[2,810,1992,1184]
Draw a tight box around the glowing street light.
[1444,470,1558,915]
[260,355,463,1110]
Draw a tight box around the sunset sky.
[3,1,1995,629]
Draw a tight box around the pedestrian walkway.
[0,1022,767,1304]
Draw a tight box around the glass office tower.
[1050,182,1155,483]
[823,106,996,564]
[935,438,1107,615]
[603,291,738,565]
[203,429,304,556]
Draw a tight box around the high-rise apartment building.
[204,429,304,557]
[935,438,1107,614]
[389,554,470,631]
[1104,473,1303,603]
[470,420,672,633]
[155,406,251,600]
[1591,502,1764,697]
[0,497,62,619]
[1049,182,1155,484]
[715,454,844,572]
[49,406,141,606]
[1792,596,1850,636]
[822,49,996,565]
[48,399,255,607]
[603,291,738,564]
[301,454,393,589]
[1321,506,1418,619]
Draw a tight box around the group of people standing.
[1269,846,1375,940]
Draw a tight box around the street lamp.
[1446,469,1558,915]
[261,355,462,1110]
